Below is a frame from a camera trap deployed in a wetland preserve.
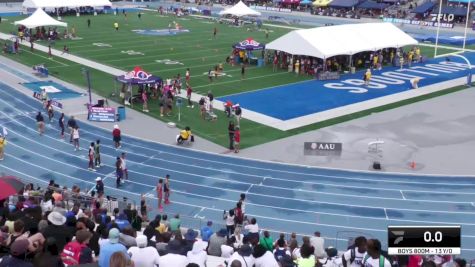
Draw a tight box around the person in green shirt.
[259,230,274,251]
[169,214,181,232]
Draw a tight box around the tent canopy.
[357,0,389,9]
[233,38,265,50]
[313,0,332,6]
[22,0,112,9]
[329,0,361,8]
[14,8,67,28]
[438,5,468,16]
[300,0,313,5]
[219,1,261,16]
[116,66,161,85]
[411,1,435,14]
[265,23,417,59]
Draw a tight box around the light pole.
[81,67,92,106]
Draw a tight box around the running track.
[1,84,475,258]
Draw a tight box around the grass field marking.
[418,43,475,53]
[219,75,313,98]
[75,32,266,57]
[192,71,290,89]
[20,49,70,67]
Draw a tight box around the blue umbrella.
[232,38,265,50]
[300,0,313,5]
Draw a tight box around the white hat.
[47,211,66,226]
[95,177,102,181]
[136,235,147,248]
[114,124,119,129]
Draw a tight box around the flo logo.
[92,43,112,47]
[430,13,454,22]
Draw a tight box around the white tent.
[266,23,417,59]
[22,0,112,9]
[219,1,261,16]
[14,8,67,28]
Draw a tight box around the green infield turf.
[0,11,467,149]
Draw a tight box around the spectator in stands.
[274,238,291,261]
[310,231,326,258]
[342,236,367,267]
[228,244,254,267]
[200,221,213,242]
[60,229,93,265]
[221,236,235,259]
[158,214,169,234]
[115,213,131,231]
[5,219,27,247]
[99,228,130,267]
[42,211,72,252]
[156,232,172,256]
[295,244,315,267]
[362,239,391,267]
[207,228,227,256]
[244,217,259,245]
[40,193,53,215]
[293,236,311,259]
[169,214,181,232]
[259,230,274,251]
[128,235,160,267]
[0,239,33,267]
[184,228,198,253]
[187,240,208,267]
[253,244,279,267]
[232,227,244,249]
[159,239,188,267]
[110,251,133,267]
[119,227,137,248]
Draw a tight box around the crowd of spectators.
[0,180,469,267]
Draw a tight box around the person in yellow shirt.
[408,51,414,67]
[364,69,371,86]
[114,22,119,31]
[373,54,378,69]
[0,134,6,160]
[177,126,193,144]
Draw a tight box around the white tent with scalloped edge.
[266,22,417,59]
[22,0,112,9]
[219,1,261,17]
[14,8,67,28]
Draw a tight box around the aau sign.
[304,142,342,156]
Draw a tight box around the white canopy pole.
[433,0,443,57]
[463,0,471,51]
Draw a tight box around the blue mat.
[219,52,475,120]
[410,33,475,46]
[22,81,84,100]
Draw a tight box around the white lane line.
[2,88,475,188]
[1,100,475,209]
[3,92,475,201]
[0,158,389,233]
[400,190,406,200]
[245,184,253,194]
[5,122,475,218]
[384,208,389,220]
